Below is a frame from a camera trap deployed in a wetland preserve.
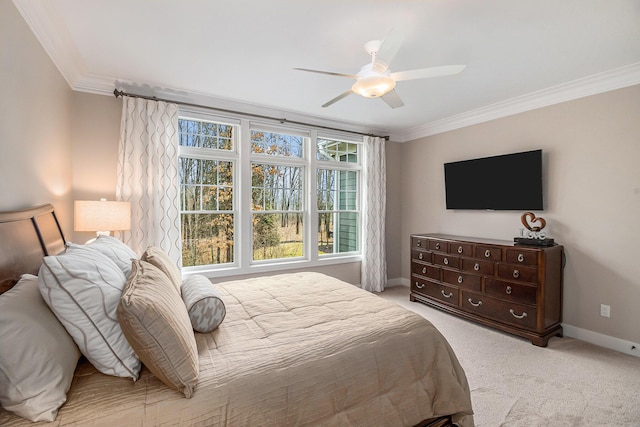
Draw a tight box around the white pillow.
[0,274,80,422]
[38,244,141,380]
[181,275,226,333]
[75,235,138,277]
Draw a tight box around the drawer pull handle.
[513,270,520,278]
[506,286,512,295]
[422,267,427,274]
[415,281,424,289]
[484,249,491,258]
[417,241,422,247]
[517,253,524,263]
[435,242,440,250]
[457,275,463,284]
[443,258,449,265]
[418,252,423,260]
[468,298,482,307]
[474,263,480,271]
[441,290,453,298]
[457,246,463,254]
[510,309,527,319]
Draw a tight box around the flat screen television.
[444,149,543,210]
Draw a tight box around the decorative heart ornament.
[521,212,546,232]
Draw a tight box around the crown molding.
[12,0,86,88]
[390,62,640,142]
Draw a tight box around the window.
[316,139,360,255]
[178,118,237,267]
[178,114,362,275]
[250,128,305,261]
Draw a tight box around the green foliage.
[253,214,280,259]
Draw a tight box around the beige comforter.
[1,272,474,426]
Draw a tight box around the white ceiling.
[14,0,640,141]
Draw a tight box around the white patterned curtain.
[116,97,182,266]
[361,136,387,292]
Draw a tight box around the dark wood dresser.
[410,233,564,346]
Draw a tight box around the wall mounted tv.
[444,149,543,210]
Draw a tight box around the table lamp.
[74,199,131,236]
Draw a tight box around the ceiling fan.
[294,30,465,109]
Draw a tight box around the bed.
[0,204,474,427]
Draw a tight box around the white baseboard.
[562,324,639,358]
[386,277,409,287]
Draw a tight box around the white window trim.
[179,112,363,280]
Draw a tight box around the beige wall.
[385,141,404,281]
[0,0,73,232]
[70,92,122,243]
[389,85,640,344]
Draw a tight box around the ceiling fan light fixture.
[352,75,396,98]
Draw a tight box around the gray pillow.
[181,275,226,333]
[118,260,198,398]
[141,246,182,293]
[0,274,80,422]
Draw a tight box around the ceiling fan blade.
[374,29,404,72]
[293,68,358,79]
[390,65,466,81]
[322,90,354,108]
[381,89,404,109]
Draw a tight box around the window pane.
[317,139,358,163]
[181,213,234,266]
[252,163,303,211]
[317,169,358,211]
[318,212,359,255]
[178,119,234,151]
[180,157,199,184]
[253,213,304,261]
[180,158,233,211]
[339,170,357,210]
[181,185,200,211]
[251,130,303,157]
[317,169,336,210]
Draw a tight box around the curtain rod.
[113,89,389,140]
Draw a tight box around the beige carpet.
[379,286,640,427]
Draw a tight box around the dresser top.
[411,233,559,248]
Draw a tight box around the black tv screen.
[444,149,543,210]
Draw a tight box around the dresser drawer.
[428,239,448,253]
[485,278,537,306]
[411,249,431,263]
[411,261,440,280]
[442,269,481,291]
[412,275,459,306]
[497,263,538,283]
[460,258,494,275]
[412,236,428,250]
[462,290,537,330]
[475,245,502,261]
[433,253,460,269]
[505,248,539,266]
[448,242,473,257]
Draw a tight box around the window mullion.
[238,119,252,270]
[308,130,318,263]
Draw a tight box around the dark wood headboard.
[0,204,66,294]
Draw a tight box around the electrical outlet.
[600,304,611,318]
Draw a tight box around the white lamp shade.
[74,200,131,233]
